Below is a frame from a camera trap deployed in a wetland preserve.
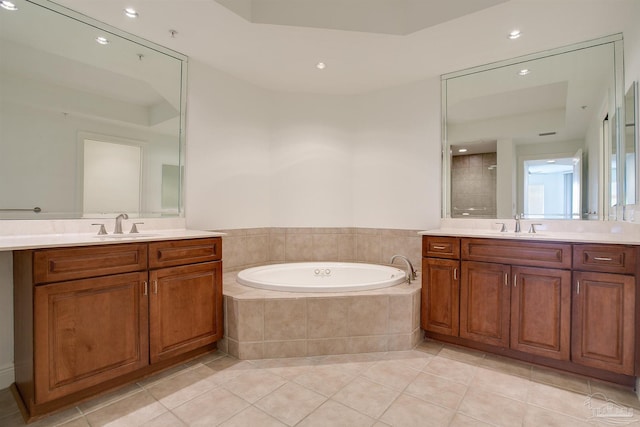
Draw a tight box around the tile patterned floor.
[2,340,640,426]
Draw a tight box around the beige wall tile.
[307,297,349,338]
[246,234,269,265]
[237,342,265,360]
[307,338,348,356]
[264,340,307,358]
[338,234,356,261]
[347,336,388,354]
[356,233,381,263]
[387,334,414,351]
[264,299,306,340]
[235,299,264,341]
[285,234,314,261]
[227,338,240,358]
[412,291,421,329]
[388,295,413,334]
[269,233,286,262]
[312,234,339,261]
[348,295,389,336]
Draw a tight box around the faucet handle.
[528,223,543,234]
[495,222,507,232]
[92,223,107,235]
[130,222,144,234]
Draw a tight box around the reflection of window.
[524,158,576,219]
[83,139,141,214]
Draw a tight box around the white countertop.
[0,229,225,251]
[419,218,640,245]
[419,228,638,245]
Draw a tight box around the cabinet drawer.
[573,244,636,274]
[33,244,147,284]
[423,236,460,259]
[149,237,221,269]
[461,238,571,269]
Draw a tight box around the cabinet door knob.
[453,268,458,280]
[513,274,517,287]
[143,281,148,296]
[593,257,613,261]
[433,245,446,250]
[576,280,580,295]
[153,280,158,295]
[504,273,508,286]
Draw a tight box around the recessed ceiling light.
[518,69,530,76]
[0,1,18,11]
[95,36,109,45]
[508,30,521,40]
[316,62,326,70]
[458,148,468,153]
[124,8,139,18]
[547,160,556,164]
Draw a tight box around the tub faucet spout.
[390,255,417,284]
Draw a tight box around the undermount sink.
[92,233,160,239]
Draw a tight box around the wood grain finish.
[149,238,221,269]
[33,244,147,284]
[149,261,223,363]
[421,258,459,336]
[573,244,636,274]
[459,261,511,347]
[33,272,149,403]
[423,236,460,259]
[461,238,571,269]
[13,238,224,421]
[510,266,571,360]
[572,271,635,375]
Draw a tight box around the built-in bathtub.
[222,262,422,360]
[236,262,407,292]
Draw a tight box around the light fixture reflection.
[316,62,326,70]
[508,29,521,39]
[95,36,109,45]
[124,8,138,18]
[0,1,18,11]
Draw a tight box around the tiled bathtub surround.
[222,272,421,359]
[216,228,422,272]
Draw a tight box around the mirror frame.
[440,34,625,221]
[1,0,188,219]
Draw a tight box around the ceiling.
[33,0,640,94]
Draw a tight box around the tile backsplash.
[215,228,422,272]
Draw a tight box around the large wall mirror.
[442,35,625,221]
[0,0,187,219]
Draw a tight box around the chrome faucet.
[514,214,521,233]
[390,255,417,284]
[114,213,129,234]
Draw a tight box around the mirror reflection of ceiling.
[54,0,639,94]
[447,43,614,146]
[215,0,508,35]
[0,0,182,135]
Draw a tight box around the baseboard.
[0,363,15,389]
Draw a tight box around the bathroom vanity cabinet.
[12,237,222,420]
[422,235,638,384]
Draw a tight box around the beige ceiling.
[40,0,640,94]
[214,0,508,35]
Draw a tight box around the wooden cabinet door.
[572,271,635,375]
[510,266,571,360]
[460,261,510,347]
[422,258,459,336]
[34,272,149,403]
[149,261,223,363]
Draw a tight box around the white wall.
[624,2,640,92]
[270,93,356,227]
[0,252,13,388]
[185,63,442,231]
[353,79,441,230]
[185,61,272,230]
